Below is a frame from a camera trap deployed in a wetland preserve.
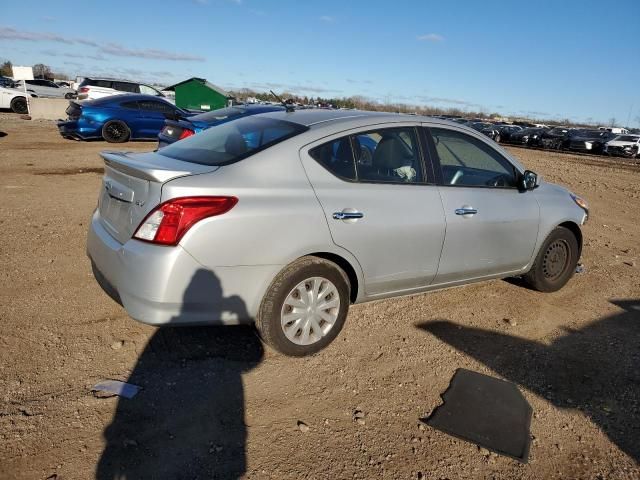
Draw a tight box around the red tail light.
[178,128,195,140]
[133,196,238,246]
[79,87,90,93]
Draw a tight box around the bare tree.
[32,63,52,79]
[0,60,12,77]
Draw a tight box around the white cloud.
[320,16,335,23]
[100,43,205,62]
[417,33,444,42]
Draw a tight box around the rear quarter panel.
[160,141,365,312]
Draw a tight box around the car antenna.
[270,90,295,113]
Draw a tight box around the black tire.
[102,120,130,143]
[256,256,350,356]
[523,226,579,292]
[64,92,74,99]
[10,97,27,114]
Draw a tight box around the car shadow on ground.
[96,269,264,479]
[417,299,640,463]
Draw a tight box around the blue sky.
[2,0,639,125]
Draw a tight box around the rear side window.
[159,116,308,166]
[138,100,174,113]
[310,127,425,184]
[310,138,357,181]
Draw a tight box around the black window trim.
[425,125,523,190]
[309,124,438,186]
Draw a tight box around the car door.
[137,100,175,138]
[300,124,446,296]
[426,125,540,284]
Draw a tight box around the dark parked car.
[468,121,494,132]
[566,129,616,155]
[505,127,547,147]
[157,104,285,148]
[481,124,522,142]
[540,127,573,150]
[57,94,193,143]
[0,75,17,88]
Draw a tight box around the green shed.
[164,77,230,111]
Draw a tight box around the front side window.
[139,84,160,96]
[113,82,139,93]
[430,128,517,188]
[159,116,308,166]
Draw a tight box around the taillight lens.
[178,128,195,140]
[133,196,238,246]
[79,87,89,93]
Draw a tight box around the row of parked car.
[444,117,639,159]
[0,75,173,114]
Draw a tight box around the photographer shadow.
[96,269,264,479]
[418,299,640,462]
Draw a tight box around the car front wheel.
[523,226,579,292]
[256,256,350,356]
[10,97,27,114]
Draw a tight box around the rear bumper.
[57,120,101,140]
[87,210,277,326]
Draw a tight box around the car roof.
[84,93,171,106]
[258,109,425,127]
[84,76,142,83]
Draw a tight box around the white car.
[15,79,76,99]
[604,134,640,158]
[76,77,171,102]
[0,86,31,113]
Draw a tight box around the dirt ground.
[0,112,639,480]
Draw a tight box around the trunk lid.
[97,151,218,244]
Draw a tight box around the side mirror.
[520,170,538,190]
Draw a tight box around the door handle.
[333,211,364,220]
[455,207,478,216]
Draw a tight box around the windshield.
[159,115,308,166]
[614,135,639,142]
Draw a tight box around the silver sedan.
[87,110,589,356]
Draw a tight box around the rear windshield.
[158,116,308,166]
[190,107,244,123]
[614,135,639,142]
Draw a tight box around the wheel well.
[559,221,583,256]
[309,252,359,303]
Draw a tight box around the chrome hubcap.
[281,277,340,345]
[543,240,569,279]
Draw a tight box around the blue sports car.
[57,94,192,143]
[157,103,285,148]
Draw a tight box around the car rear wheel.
[256,256,350,356]
[523,226,579,292]
[102,120,130,143]
[10,97,27,114]
[64,92,74,99]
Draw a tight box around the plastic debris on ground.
[92,380,140,399]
